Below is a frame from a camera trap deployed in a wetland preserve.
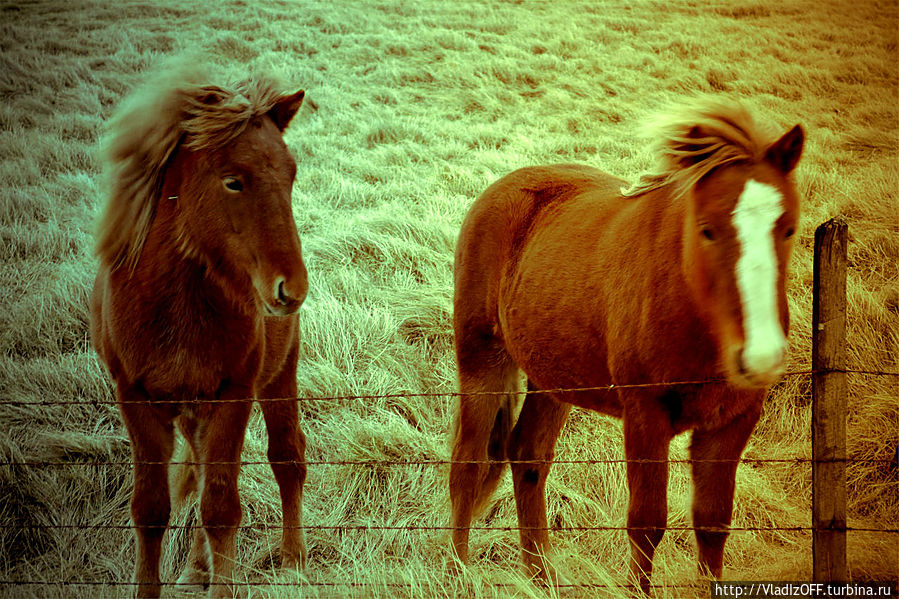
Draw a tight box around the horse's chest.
[126,305,263,398]
[143,344,229,397]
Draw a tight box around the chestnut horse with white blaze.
[91,68,308,598]
[450,99,804,591]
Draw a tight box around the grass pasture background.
[1,0,897,597]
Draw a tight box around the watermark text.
[711,582,896,598]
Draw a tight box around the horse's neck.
[624,191,717,362]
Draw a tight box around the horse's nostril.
[276,278,289,305]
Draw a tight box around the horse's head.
[683,123,804,387]
[172,88,308,316]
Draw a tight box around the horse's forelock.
[182,78,285,151]
[621,99,779,198]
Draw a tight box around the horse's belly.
[560,389,623,417]
[501,297,622,416]
[508,352,623,417]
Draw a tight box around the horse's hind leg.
[689,403,761,578]
[259,361,307,571]
[508,382,571,583]
[197,393,253,598]
[450,349,519,564]
[119,387,175,599]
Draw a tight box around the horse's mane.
[97,63,290,271]
[621,98,778,198]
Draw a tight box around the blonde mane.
[97,64,290,271]
[621,98,778,198]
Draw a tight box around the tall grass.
[1,1,896,597]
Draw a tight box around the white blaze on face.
[732,179,787,381]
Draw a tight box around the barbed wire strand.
[0,580,703,589]
[1,457,894,467]
[2,368,896,407]
[3,523,896,533]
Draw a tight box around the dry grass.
[1,0,897,597]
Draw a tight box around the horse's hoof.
[448,555,467,578]
[280,542,307,571]
[281,551,306,572]
[175,566,210,593]
[548,568,571,589]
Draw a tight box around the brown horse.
[450,99,804,591]
[90,67,308,598]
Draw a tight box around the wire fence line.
[3,367,893,469]
[2,367,896,408]
[3,523,897,533]
[0,580,706,590]
[4,367,896,591]
[2,457,895,467]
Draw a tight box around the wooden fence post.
[812,218,848,582]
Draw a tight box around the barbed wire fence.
[1,367,897,593]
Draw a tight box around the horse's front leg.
[623,396,674,595]
[197,386,253,599]
[172,415,211,590]
[119,386,175,599]
[689,401,761,578]
[259,359,307,571]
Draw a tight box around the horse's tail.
[450,362,522,517]
[169,438,198,509]
[486,390,518,464]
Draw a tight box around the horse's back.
[472,163,620,218]
[457,164,624,281]
[460,164,616,256]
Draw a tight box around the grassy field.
[1,0,897,597]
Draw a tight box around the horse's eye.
[223,177,243,192]
[701,227,715,241]
[785,227,795,239]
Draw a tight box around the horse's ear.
[268,90,305,132]
[765,124,804,173]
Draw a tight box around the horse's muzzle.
[260,275,307,317]
[735,344,786,387]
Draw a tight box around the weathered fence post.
[812,218,848,581]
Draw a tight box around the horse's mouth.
[262,300,299,317]
[727,361,786,389]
